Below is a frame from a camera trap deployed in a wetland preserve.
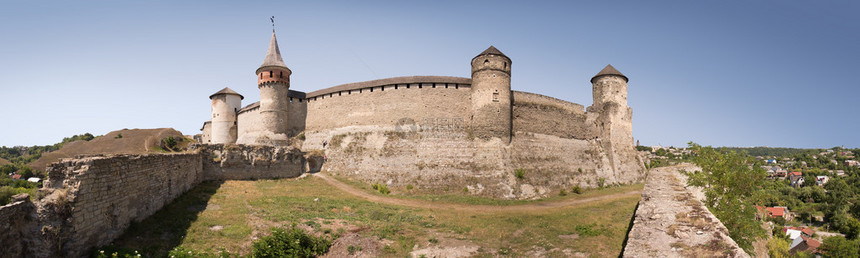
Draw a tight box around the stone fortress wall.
[202,32,646,199]
[0,145,306,257]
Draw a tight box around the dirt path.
[312,173,642,212]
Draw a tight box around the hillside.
[0,158,9,166]
[28,128,185,171]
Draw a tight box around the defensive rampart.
[622,164,748,257]
[43,153,204,257]
[0,144,306,257]
[193,144,305,180]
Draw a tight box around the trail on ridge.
[312,173,642,212]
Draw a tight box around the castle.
[200,30,645,198]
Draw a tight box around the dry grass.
[28,128,185,171]
[105,176,643,257]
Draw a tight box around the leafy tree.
[683,142,767,252]
[819,236,860,257]
[766,237,790,258]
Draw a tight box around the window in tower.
[269,71,273,78]
[493,91,499,102]
[279,71,283,78]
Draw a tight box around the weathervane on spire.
[270,16,275,32]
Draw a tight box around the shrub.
[406,184,414,191]
[559,189,567,196]
[371,183,390,195]
[571,185,583,194]
[297,132,306,141]
[252,227,331,258]
[115,133,123,139]
[598,177,606,188]
[515,168,526,179]
[162,136,178,150]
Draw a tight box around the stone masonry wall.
[623,165,748,257]
[192,144,305,181]
[0,195,39,257]
[42,153,203,257]
[512,91,598,140]
[304,84,471,131]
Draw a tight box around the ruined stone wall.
[304,84,471,132]
[623,165,748,257]
[0,195,38,257]
[511,91,598,140]
[191,144,305,181]
[43,153,203,257]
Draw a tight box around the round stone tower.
[256,30,292,144]
[591,64,633,148]
[470,46,512,143]
[209,87,243,144]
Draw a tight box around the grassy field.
[105,175,643,257]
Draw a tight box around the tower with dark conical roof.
[589,64,635,173]
[256,30,292,144]
[209,87,243,144]
[470,46,512,143]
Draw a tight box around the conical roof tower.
[257,31,290,74]
[591,64,627,83]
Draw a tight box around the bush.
[598,177,606,188]
[559,189,567,196]
[162,136,178,150]
[515,168,526,179]
[571,185,584,194]
[371,183,390,195]
[115,133,123,139]
[297,132,306,141]
[406,184,414,191]
[252,226,331,257]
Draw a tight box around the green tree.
[766,237,790,258]
[819,236,860,258]
[683,142,767,252]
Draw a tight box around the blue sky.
[0,1,858,148]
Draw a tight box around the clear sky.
[0,1,858,148]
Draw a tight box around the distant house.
[768,166,787,178]
[11,174,22,180]
[26,177,40,183]
[784,227,819,254]
[789,171,804,186]
[757,206,790,220]
[835,170,846,177]
[844,160,859,167]
[815,176,829,186]
[767,159,777,165]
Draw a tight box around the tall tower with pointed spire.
[256,30,292,144]
[470,46,512,143]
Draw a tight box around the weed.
[252,226,331,257]
[371,183,391,195]
[515,168,526,179]
[406,184,414,191]
[297,132,306,141]
[559,189,567,196]
[428,236,439,244]
[598,177,606,188]
[571,185,584,194]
